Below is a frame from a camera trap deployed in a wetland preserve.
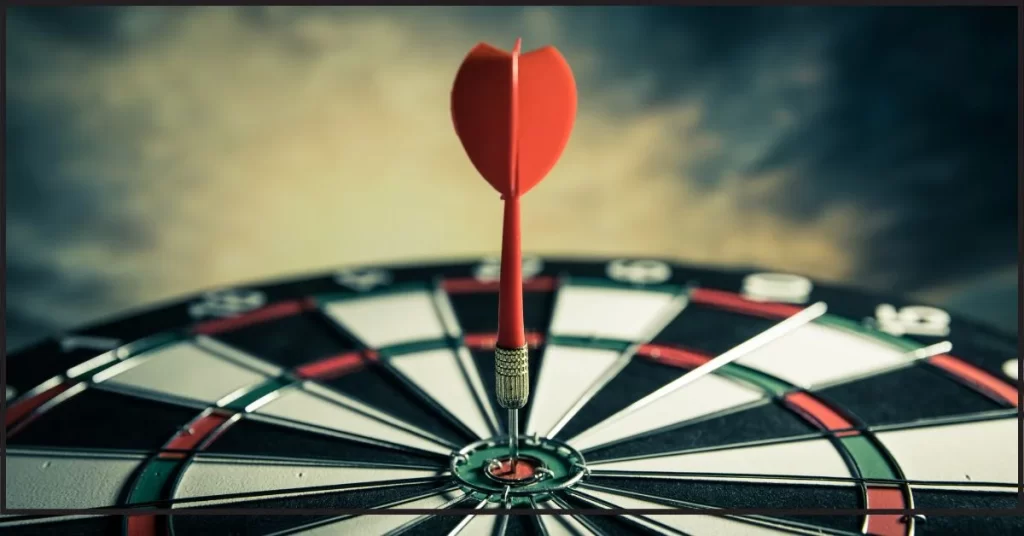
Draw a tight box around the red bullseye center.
[486,456,541,482]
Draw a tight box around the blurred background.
[4,6,1018,351]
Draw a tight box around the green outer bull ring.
[449,435,590,502]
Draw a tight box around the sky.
[4,6,1019,350]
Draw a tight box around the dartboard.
[3,258,1020,535]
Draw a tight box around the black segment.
[9,387,197,450]
[559,493,658,535]
[817,365,1004,427]
[557,357,685,441]
[400,497,477,535]
[585,401,817,461]
[212,312,358,369]
[170,482,451,536]
[204,417,447,466]
[653,305,779,355]
[447,291,555,334]
[4,342,107,398]
[316,364,471,444]
[472,347,544,430]
[589,476,864,532]
[505,507,544,536]
[0,517,122,536]
[913,490,1022,535]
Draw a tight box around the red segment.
[192,300,312,335]
[928,354,1018,407]
[295,351,370,379]
[464,332,544,350]
[487,456,541,482]
[691,288,802,319]
[864,486,908,536]
[161,412,232,460]
[6,382,72,428]
[636,344,711,369]
[443,276,556,294]
[126,515,161,536]
[783,391,857,433]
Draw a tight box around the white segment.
[1003,359,1019,381]
[735,323,909,389]
[457,502,502,536]
[550,285,677,341]
[591,438,853,480]
[570,376,764,451]
[5,386,17,401]
[254,386,450,455]
[98,341,269,405]
[527,345,623,436]
[295,491,462,535]
[173,457,440,503]
[323,290,446,348]
[5,449,146,509]
[580,488,795,536]
[389,348,493,438]
[875,417,1017,486]
[195,336,283,376]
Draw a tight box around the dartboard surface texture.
[3,258,1020,536]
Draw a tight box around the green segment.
[566,276,680,294]
[718,364,794,397]
[221,376,294,412]
[380,339,452,357]
[816,315,921,352]
[548,336,631,353]
[127,458,184,505]
[453,442,582,506]
[839,435,899,480]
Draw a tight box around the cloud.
[2,7,933,348]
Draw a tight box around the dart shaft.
[508,409,519,462]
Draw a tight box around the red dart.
[451,38,577,351]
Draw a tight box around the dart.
[451,38,577,464]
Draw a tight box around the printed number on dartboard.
[606,259,672,285]
[189,289,267,320]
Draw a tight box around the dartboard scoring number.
[741,273,813,304]
[59,335,122,353]
[1003,359,1019,381]
[188,289,267,320]
[873,304,952,337]
[606,259,672,285]
[335,268,392,292]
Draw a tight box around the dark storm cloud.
[603,7,1017,291]
[5,7,155,349]
[501,6,1018,292]
[749,8,1017,291]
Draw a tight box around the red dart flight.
[451,38,577,352]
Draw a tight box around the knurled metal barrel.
[495,345,529,409]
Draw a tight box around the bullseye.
[484,455,544,484]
